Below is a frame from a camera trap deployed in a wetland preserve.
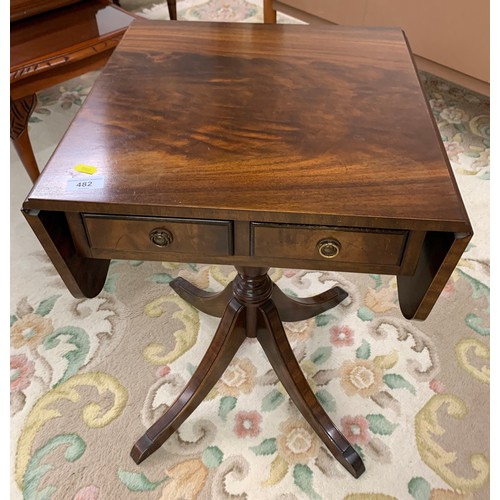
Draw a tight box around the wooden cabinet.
[270,0,489,93]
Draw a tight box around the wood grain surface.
[10,0,82,22]
[25,20,471,234]
[11,0,137,181]
[11,1,134,84]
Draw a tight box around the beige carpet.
[10,1,490,498]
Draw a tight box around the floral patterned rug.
[10,1,490,499]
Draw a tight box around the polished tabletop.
[26,20,470,234]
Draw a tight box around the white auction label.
[67,177,105,190]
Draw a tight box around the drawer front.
[251,223,407,266]
[83,215,233,257]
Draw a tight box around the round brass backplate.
[149,228,173,247]
[317,239,341,259]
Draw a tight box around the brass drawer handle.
[317,239,341,259]
[149,228,173,247]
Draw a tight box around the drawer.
[83,215,233,257]
[251,223,407,266]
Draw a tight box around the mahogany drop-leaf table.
[22,20,472,478]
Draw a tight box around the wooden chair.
[10,0,176,182]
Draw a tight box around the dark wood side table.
[22,20,472,478]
